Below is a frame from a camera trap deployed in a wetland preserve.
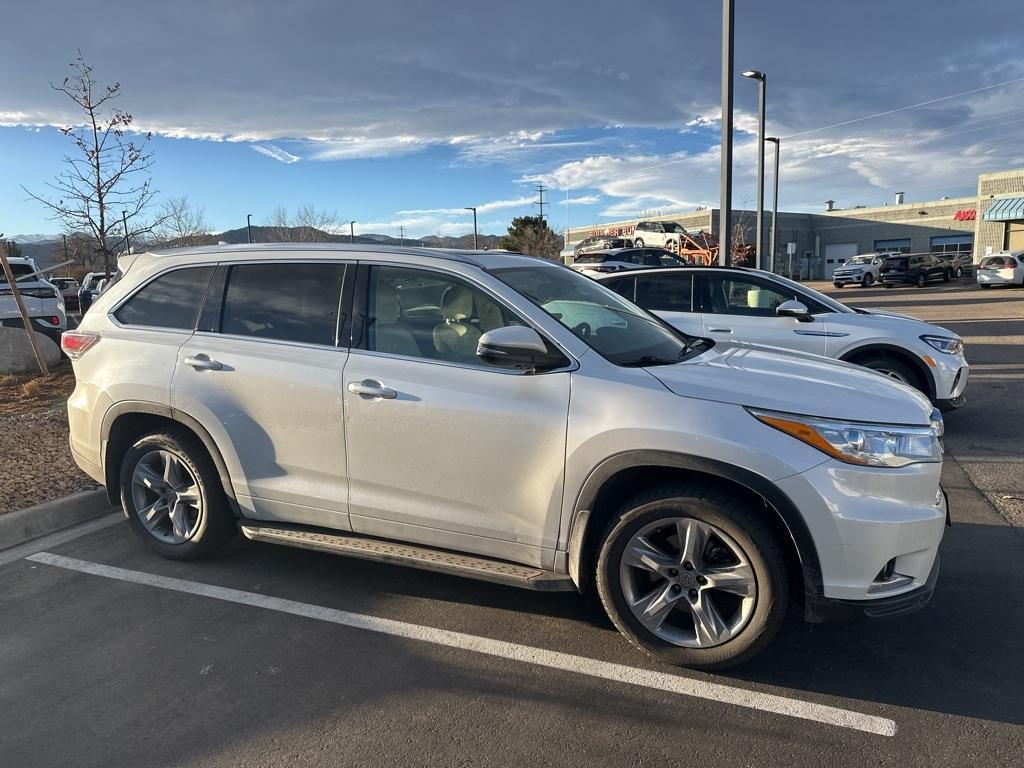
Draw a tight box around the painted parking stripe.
[27,551,896,737]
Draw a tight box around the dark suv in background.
[880,254,950,288]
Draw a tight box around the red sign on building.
[954,209,976,221]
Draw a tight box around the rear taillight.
[61,330,100,359]
[44,315,60,325]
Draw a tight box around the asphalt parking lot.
[2,279,1022,767]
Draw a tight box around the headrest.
[376,282,402,323]
[441,285,474,323]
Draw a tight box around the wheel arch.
[101,401,239,514]
[837,343,936,399]
[566,451,823,604]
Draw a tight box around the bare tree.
[23,51,164,275]
[263,205,338,242]
[264,206,292,242]
[152,196,211,247]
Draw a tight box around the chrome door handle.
[347,380,397,399]
[708,327,733,333]
[183,355,223,371]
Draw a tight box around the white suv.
[63,245,947,669]
[631,220,689,250]
[0,257,67,343]
[831,253,891,288]
[599,266,969,411]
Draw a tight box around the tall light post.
[349,220,356,244]
[246,214,253,244]
[122,210,131,256]
[741,69,766,270]
[719,0,735,266]
[465,207,478,249]
[765,137,780,273]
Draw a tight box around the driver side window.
[363,266,523,366]
[701,274,807,317]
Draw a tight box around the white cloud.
[250,143,301,163]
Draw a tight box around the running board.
[239,523,576,592]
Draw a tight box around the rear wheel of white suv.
[120,428,236,560]
[596,484,787,670]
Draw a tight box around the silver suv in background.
[63,245,947,669]
[832,253,890,288]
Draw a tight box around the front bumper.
[805,553,940,622]
[832,273,865,285]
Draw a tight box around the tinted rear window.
[0,264,35,282]
[884,257,909,269]
[575,254,611,264]
[115,267,215,329]
[220,262,347,346]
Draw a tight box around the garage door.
[823,242,858,279]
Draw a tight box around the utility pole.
[0,239,49,376]
[719,0,735,266]
[766,137,780,273]
[349,220,356,244]
[121,210,131,259]
[534,184,547,223]
[464,207,478,249]
[62,234,70,276]
[247,214,253,244]
[398,226,405,246]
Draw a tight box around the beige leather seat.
[373,282,419,357]
[433,285,482,362]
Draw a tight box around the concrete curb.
[0,488,117,551]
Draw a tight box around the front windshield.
[492,264,700,366]
[846,256,873,265]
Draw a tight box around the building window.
[930,234,973,258]
[874,238,911,254]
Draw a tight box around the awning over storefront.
[983,197,1024,221]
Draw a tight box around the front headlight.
[749,409,942,467]
[920,334,963,355]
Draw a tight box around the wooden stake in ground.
[0,247,50,376]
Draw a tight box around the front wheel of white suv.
[596,484,788,670]
[633,238,645,248]
[120,428,237,560]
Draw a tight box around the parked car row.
[63,243,950,671]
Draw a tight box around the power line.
[781,75,1024,140]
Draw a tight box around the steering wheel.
[573,321,592,338]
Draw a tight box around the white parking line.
[27,551,896,737]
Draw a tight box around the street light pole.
[742,70,766,270]
[122,210,131,257]
[247,214,253,244]
[350,220,356,244]
[464,207,478,249]
[765,137,780,273]
[719,0,735,266]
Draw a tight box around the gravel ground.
[0,407,97,515]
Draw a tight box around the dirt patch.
[0,363,97,514]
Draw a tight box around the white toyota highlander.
[62,245,947,669]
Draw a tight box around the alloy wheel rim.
[618,517,757,648]
[130,449,203,544]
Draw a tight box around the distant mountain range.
[7,227,507,269]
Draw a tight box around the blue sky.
[2,1,1023,239]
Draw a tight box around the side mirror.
[476,326,567,371]
[776,299,813,322]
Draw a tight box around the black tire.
[595,483,788,670]
[942,269,951,283]
[857,354,922,392]
[633,238,645,248]
[861,273,874,288]
[833,283,843,289]
[980,283,991,289]
[916,273,927,288]
[120,428,236,560]
[955,266,963,278]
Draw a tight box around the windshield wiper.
[620,354,681,367]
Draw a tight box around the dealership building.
[565,167,1024,279]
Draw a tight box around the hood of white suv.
[646,341,933,425]
[835,308,962,339]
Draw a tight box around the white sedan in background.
[598,265,969,411]
[976,251,1024,287]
